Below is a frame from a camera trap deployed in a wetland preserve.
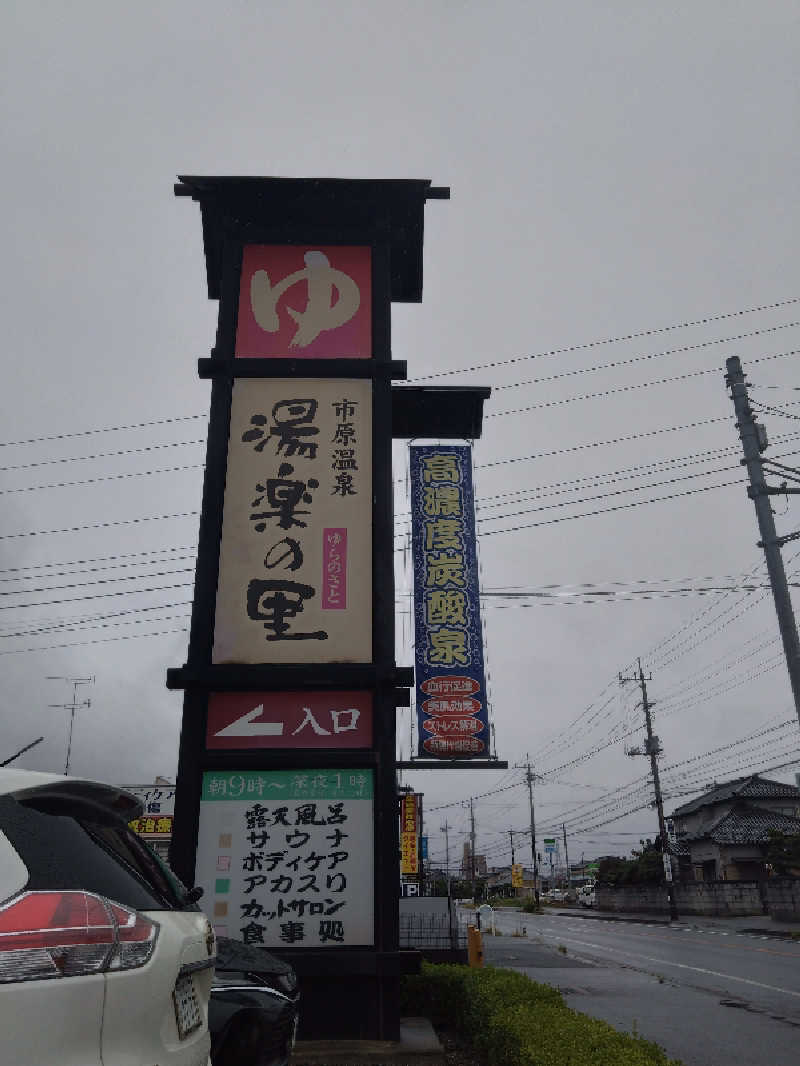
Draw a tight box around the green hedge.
[401,963,681,1066]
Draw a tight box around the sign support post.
[167,176,486,1041]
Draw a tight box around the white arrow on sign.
[213,705,284,737]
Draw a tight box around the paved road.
[481,909,800,1066]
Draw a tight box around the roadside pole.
[562,823,571,894]
[725,356,800,726]
[620,662,678,921]
[516,756,540,909]
[469,797,477,903]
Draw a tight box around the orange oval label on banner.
[422,716,482,736]
[422,697,482,718]
[422,735,487,756]
[420,676,480,697]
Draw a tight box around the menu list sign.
[196,770,374,948]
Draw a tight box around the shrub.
[401,962,681,1066]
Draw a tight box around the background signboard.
[195,769,374,948]
[400,832,418,875]
[207,691,373,749]
[121,783,175,837]
[213,378,372,664]
[235,245,372,359]
[543,838,556,854]
[511,863,523,888]
[411,445,489,757]
[399,794,419,875]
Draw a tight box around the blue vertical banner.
[410,445,489,758]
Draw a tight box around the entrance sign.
[236,245,372,359]
[196,770,374,948]
[207,691,373,749]
[411,445,489,757]
[213,378,372,664]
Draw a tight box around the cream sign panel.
[213,378,372,664]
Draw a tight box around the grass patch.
[401,962,681,1066]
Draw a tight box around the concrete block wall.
[764,878,800,921]
[596,881,763,916]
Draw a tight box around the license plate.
[173,973,202,1040]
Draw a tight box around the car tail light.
[0,891,158,983]
[107,902,157,970]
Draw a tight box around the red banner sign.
[206,691,373,749]
[235,245,372,359]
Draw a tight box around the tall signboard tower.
[168,177,489,1040]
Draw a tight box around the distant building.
[671,774,800,881]
[460,841,487,878]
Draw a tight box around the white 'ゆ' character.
[250,250,361,348]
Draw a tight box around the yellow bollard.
[467,924,483,968]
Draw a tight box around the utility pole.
[620,661,678,921]
[515,756,540,909]
[725,357,800,726]
[441,820,452,897]
[509,829,516,867]
[46,676,95,775]
[469,798,477,903]
[562,823,571,892]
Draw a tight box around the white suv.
[0,769,214,1066]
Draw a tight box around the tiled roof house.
[670,774,800,881]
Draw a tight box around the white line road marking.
[532,930,800,1000]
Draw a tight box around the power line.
[751,399,800,422]
[475,478,738,538]
[407,295,800,382]
[0,600,195,640]
[0,554,196,584]
[0,414,207,449]
[0,581,193,612]
[0,626,189,657]
[487,348,800,420]
[0,567,195,598]
[0,439,205,473]
[0,511,199,541]
[0,546,195,576]
[490,320,800,393]
[0,464,204,497]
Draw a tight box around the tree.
[766,830,800,876]
[597,839,664,885]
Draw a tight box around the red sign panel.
[235,245,372,359]
[206,691,373,749]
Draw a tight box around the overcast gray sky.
[2,2,799,871]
